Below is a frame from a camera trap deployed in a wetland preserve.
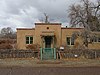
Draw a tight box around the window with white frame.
[66,37,74,45]
[26,36,33,44]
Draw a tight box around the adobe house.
[17,22,100,50]
[17,22,100,60]
[17,23,84,49]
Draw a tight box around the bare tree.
[69,0,100,31]
[0,27,16,39]
[44,13,49,23]
[72,29,97,48]
[0,27,16,49]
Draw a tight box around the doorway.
[45,36,52,48]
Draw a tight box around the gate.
[40,48,56,60]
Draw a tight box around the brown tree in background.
[72,29,98,48]
[0,27,16,49]
[0,39,13,49]
[69,0,100,31]
[0,27,16,39]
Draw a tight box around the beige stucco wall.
[35,23,61,48]
[61,28,83,48]
[17,29,35,49]
[17,23,62,49]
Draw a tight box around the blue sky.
[0,0,96,30]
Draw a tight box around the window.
[66,37,74,45]
[67,37,70,45]
[98,38,100,42]
[26,36,33,44]
[93,36,100,42]
[71,37,74,45]
[94,36,98,42]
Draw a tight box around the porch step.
[41,48,56,60]
[42,53,54,60]
[42,52,53,60]
[37,60,62,64]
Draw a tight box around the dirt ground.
[0,58,100,75]
[0,58,100,67]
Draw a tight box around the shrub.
[0,43,13,49]
[26,44,40,50]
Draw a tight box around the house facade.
[17,23,100,50]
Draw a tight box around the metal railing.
[40,48,56,60]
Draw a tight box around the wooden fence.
[57,49,100,59]
[0,49,100,59]
[0,49,39,59]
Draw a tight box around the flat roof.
[61,27,84,29]
[17,27,83,30]
[17,28,35,30]
[35,23,61,25]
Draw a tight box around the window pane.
[26,37,29,40]
[26,37,29,44]
[26,41,29,44]
[30,37,33,41]
[67,37,70,45]
[94,37,97,42]
[98,38,100,42]
[30,37,33,44]
[30,41,33,44]
[71,37,74,45]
